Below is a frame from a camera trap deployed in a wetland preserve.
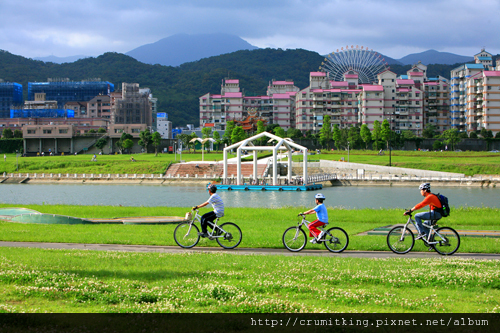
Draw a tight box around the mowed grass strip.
[1,205,499,253]
[0,247,499,313]
[3,150,500,175]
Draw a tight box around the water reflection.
[1,184,498,209]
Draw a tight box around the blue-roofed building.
[0,82,23,118]
[474,49,493,68]
[28,79,114,108]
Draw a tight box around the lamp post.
[173,141,177,161]
[389,112,392,167]
[16,150,19,172]
[347,141,350,162]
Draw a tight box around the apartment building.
[295,72,362,132]
[199,79,299,131]
[0,81,22,118]
[467,71,500,134]
[27,79,114,108]
[111,83,152,127]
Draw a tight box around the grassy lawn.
[293,150,500,176]
[1,205,499,253]
[2,150,500,176]
[1,205,499,313]
[0,247,499,313]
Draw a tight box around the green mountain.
[0,48,472,127]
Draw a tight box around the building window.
[43,129,52,134]
[59,129,68,134]
[27,130,36,134]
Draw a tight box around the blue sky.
[0,0,498,59]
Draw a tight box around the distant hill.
[397,49,474,65]
[34,55,89,64]
[125,33,259,67]
[0,48,472,127]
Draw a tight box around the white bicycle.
[173,209,242,249]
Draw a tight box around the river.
[0,184,498,209]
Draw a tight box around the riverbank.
[2,173,499,187]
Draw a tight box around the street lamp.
[389,112,392,167]
[16,150,19,172]
[347,141,350,162]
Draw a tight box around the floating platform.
[212,184,322,191]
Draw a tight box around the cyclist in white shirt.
[193,184,225,238]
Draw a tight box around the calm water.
[0,184,499,209]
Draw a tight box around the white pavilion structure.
[223,131,309,186]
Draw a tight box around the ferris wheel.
[319,45,389,84]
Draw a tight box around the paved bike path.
[0,241,499,260]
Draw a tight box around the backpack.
[433,193,450,217]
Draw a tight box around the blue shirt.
[313,203,328,224]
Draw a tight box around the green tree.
[495,132,500,139]
[151,131,162,156]
[223,121,235,145]
[360,124,372,149]
[256,120,266,145]
[470,131,478,139]
[372,120,382,150]
[97,127,107,134]
[116,133,133,154]
[480,128,493,139]
[231,126,246,144]
[381,119,391,150]
[1,128,13,139]
[122,139,134,153]
[422,124,437,139]
[287,128,303,139]
[347,126,362,149]
[138,130,152,153]
[402,130,416,140]
[432,140,443,151]
[332,124,341,149]
[95,137,108,154]
[189,132,199,152]
[273,126,285,138]
[319,115,332,149]
[201,127,212,139]
[176,133,191,151]
[212,130,221,151]
[441,128,461,151]
[13,129,23,138]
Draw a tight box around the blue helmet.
[315,193,326,200]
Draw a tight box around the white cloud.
[0,0,498,58]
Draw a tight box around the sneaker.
[415,233,427,240]
[198,232,209,238]
[317,231,325,241]
[310,239,318,244]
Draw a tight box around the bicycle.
[282,213,349,253]
[386,211,460,255]
[173,209,242,249]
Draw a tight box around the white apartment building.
[199,79,298,131]
[467,71,500,135]
[294,72,362,132]
[156,112,172,139]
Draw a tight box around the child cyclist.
[300,193,328,243]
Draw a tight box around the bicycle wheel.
[387,226,415,254]
[323,227,349,253]
[282,227,307,252]
[431,227,460,255]
[173,221,200,248]
[216,222,242,249]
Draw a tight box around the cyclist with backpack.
[404,183,444,240]
[300,193,328,243]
